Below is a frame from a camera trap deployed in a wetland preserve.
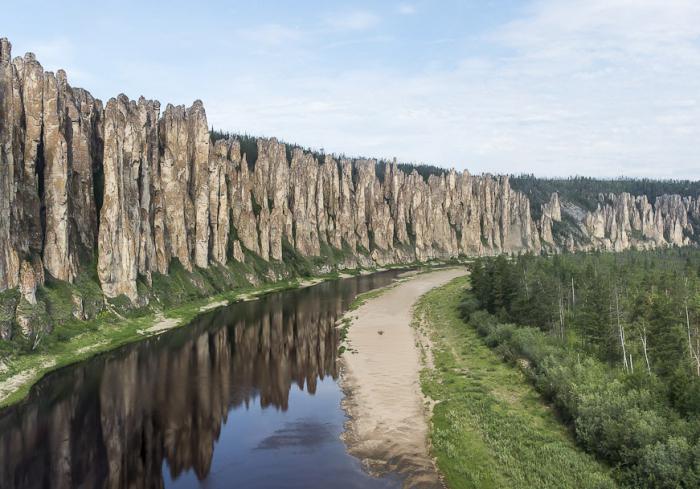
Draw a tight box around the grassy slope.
[416,275,617,489]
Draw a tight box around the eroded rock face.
[98,96,160,300]
[159,104,193,271]
[0,42,43,293]
[540,192,562,247]
[188,101,211,269]
[538,192,700,252]
[19,259,39,304]
[0,40,102,296]
[97,98,216,299]
[42,70,76,282]
[2,36,700,314]
[209,140,231,265]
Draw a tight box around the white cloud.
[236,23,302,47]
[10,1,700,179]
[206,0,700,179]
[203,2,700,178]
[397,3,416,15]
[324,10,380,31]
[27,0,695,179]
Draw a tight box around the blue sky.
[5,0,700,178]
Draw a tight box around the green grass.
[416,275,617,489]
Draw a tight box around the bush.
[458,292,480,320]
[637,437,699,488]
[483,322,514,348]
[462,291,700,488]
[470,310,498,337]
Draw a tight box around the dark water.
[0,271,404,489]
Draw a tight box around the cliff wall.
[1,38,699,339]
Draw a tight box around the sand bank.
[340,267,467,488]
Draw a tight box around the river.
[0,271,405,489]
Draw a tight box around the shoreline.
[0,276,305,408]
[339,267,467,488]
[0,262,439,410]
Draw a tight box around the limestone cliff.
[537,191,700,252]
[1,40,101,305]
[1,37,700,340]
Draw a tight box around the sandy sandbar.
[339,267,466,488]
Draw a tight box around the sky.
[4,0,700,178]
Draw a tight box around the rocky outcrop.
[0,40,101,297]
[98,96,160,300]
[209,140,231,265]
[158,102,210,272]
[538,191,700,252]
[2,37,700,336]
[540,192,562,247]
[97,97,216,300]
[0,42,43,293]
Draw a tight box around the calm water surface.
[0,271,404,489]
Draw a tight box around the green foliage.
[14,296,50,338]
[281,238,316,277]
[466,249,700,488]
[149,258,222,308]
[210,129,259,169]
[209,128,231,143]
[40,277,79,324]
[73,265,107,319]
[418,276,617,488]
[458,293,480,320]
[396,162,446,182]
[0,288,20,339]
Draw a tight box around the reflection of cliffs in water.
[0,276,388,488]
[231,292,340,410]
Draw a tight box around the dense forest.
[462,249,700,488]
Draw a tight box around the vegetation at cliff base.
[463,249,700,488]
[417,275,616,489]
[0,238,385,408]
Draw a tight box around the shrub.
[462,284,700,488]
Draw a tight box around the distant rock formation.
[537,191,700,252]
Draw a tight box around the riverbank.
[0,262,444,410]
[339,267,466,488]
[415,275,617,489]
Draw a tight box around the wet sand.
[340,267,467,488]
